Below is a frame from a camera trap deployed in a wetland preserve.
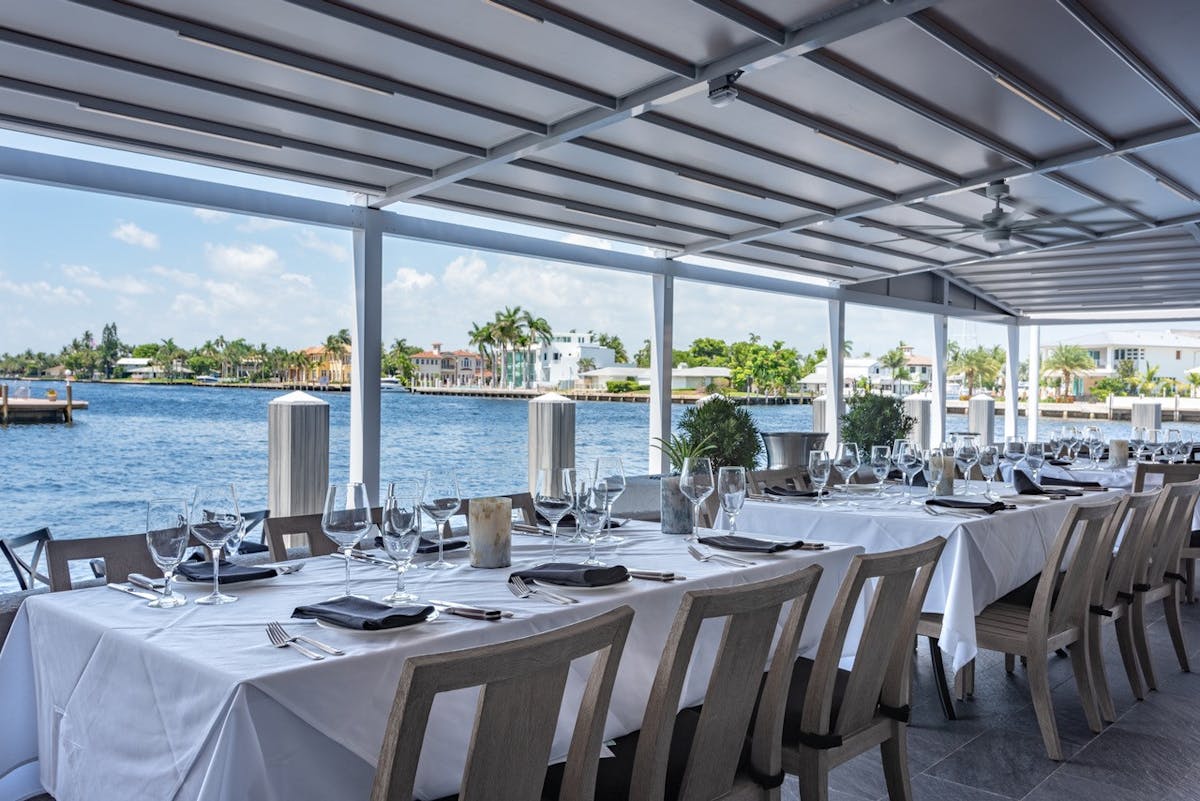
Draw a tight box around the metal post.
[649,273,674,474]
[269,391,331,517]
[2,384,8,425]
[931,314,948,447]
[1027,324,1041,442]
[351,208,383,504]
[1004,324,1019,440]
[65,383,73,424]
[825,300,845,451]
[528,393,576,493]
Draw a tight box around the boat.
[380,376,408,391]
[195,375,221,385]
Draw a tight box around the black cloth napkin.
[177,560,277,584]
[292,597,434,630]
[764,486,826,498]
[698,534,811,553]
[417,535,468,554]
[925,498,1007,514]
[1040,475,1104,489]
[910,471,928,488]
[1013,471,1081,496]
[1047,458,1073,467]
[510,562,629,587]
[535,512,621,529]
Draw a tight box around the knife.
[128,573,166,593]
[628,569,684,581]
[107,583,158,601]
[428,599,514,619]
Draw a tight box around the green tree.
[1041,344,1095,398]
[382,338,420,384]
[98,322,123,377]
[635,339,651,368]
[132,343,159,359]
[685,337,730,366]
[840,392,915,449]
[593,332,628,363]
[520,310,553,386]
[468,321,497,385]
[1188,371,1200,398]
[949,345,1005,396]
[155,337,186,381]
[878,343,910,383]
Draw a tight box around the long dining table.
[0,522,863,801]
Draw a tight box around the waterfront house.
[578,365,730,391]
[294,344,350,386]
[534,333,617,387]
[1043,329,1200,395]
[800,357,879,396]
[411,343,485,387]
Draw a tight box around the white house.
[799,357,879,395]
[1042,329,1200,395]
[579,365,731,391]
[534,332,616,387]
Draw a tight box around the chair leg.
[880,725,913,801]
[795,751,829,801]
[1027,652,1063,761]
[1068,641,1103,733]
[953,659,975,700]
[926,636,957,721]
[1114,614,1145,701]
[1186,560,1195,604]
[1162,589,1191,673]
[1088,618,1117,724]
[1005,653,1016,673]
[1131,595,1159,691]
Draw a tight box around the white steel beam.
[825,300,845,451]
[1004,324,1020,440]
[931,314,948,447]
[649,274,674,474]
[1026,325,1041,442]
[350,208,383,504]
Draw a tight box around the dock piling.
[1,384,6,425]
[65,384,73,424]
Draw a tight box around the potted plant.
[45,388,57,401]
[677,395,763,470]
[652,433,713,536]
[839,391,915,453]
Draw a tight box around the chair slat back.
[45,533,160,591]
[263,513,333,562]
[1099,491,1161,608]
[1133,462,1200,492]
[747,467,811,494]
[371,605,634,801]
[0,527,52,590]
[1035,499,1121,637]
[1140,477,1200,588]
[801,537,946,740]
[627,565,823,801]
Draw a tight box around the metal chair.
[0,526,52,590]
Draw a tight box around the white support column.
[825,301,845,451]
[1004,324,1020,440]
[1027,324,1041,442]
[931,314,948,447]
[649,273,674,475]
[350,208,383,504]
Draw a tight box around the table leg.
[926,636,957,720]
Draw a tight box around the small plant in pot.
[653,434,713,537]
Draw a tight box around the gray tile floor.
[783,599,1200,801]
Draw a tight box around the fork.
[687,543,754,568]
[923,505,978,520]
[266,624,324,660]
[507,575,576,605]
[268,621,344,656]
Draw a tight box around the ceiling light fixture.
[674,172,765,200]
[1155,177,1196,202]
[178,32,394,96]
[992,75,1063,121]
[813,130,899,165]
[707,71,743,108]
[482,0,544,23]
[77,103,282,149]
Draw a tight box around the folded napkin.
[1013,471,1081,497]
[764,486,826,498]
[292,597,434,630]
[1040,475,1104,489]
[1047,458,1073,467]
[698,534,819,553]
[510,562,629,587]
[176,560,277,584]
[925,498,1007,514]
[910,471,928,488]
[417,535,468,554]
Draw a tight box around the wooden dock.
[1,385,87,423]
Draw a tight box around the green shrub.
[676,396,762,470]
[839,392,915,449]
[605,379,641,393]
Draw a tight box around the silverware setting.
[106,583,158,601]
[628,568,685,582]
[128,573,166,593]
[428,599,515,619]
[507,575,576,605]
[267,621,344,655]
[687,544,755,568]
[266,622,326,660]
[257,561,307,574]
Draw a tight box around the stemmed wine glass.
[679,456,714,542]
[189,484,242,605]
[923,450,945,494]
[808,450,831,507]
[954,435,980,495]
[420,471,462,570]
[1024,442,1046,482]
[380,480,423,604]
[593,457,626,543]
[1083,426,1103,468]
[323,482,372,599]
[978,445,1000,499]
[893,443,923,504]
[1129,427,1146,461]
[576,477,609,566]
[869,445,891,497]
[833,443,860,501]
[145,498,189,609]
[534,466,574,560]
[717,466,747,535]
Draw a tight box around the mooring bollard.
[968,394,995,445]
[528,393,576,493]
[905,396,932,449]
[1131,400,1162,433]
[268,391,330,518]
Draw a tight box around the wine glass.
[145,498,189,609]
[576,477,609,566]
[808,450,832,507]
[380,480,422,604]
[833,443,861,499]
[679,457,714,543]
[954,435,980,495]
[1004,437,1026,467]
[323,482,372,599]
[593,457,626,543]
[534,467,574,560]
[1024,442,1046,482]
[189,484,242,605]
[420,471,462,570]
[869,445,891,497]
[978,445,999,499]
[1129,427,1146,461]
[895,442,924,504]
[1082,426,1102,468]
[717,466,747,535]
[1166,429,1184,464]
[923,449,945,493]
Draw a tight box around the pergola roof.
[2,0,1200,318]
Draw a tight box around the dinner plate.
[315,609,440,633]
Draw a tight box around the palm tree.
[468,322,496,386]
[520,310,553,386]
[1041,344,1094,399]
[155,337,184,381]
[879,342,910,384]
[492,306,522,388]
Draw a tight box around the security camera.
[707,71,743,108]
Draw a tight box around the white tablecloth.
[731,482,1116,671]
[0,524,863,801]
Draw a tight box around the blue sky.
[0,128,1162,360]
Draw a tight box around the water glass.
[833,443,860,497]
[954,436,980,495]
[1003,437,1026,468]
[978,445,999,498]
[420,471,462,570]
[323,482,372,598]
[576,478,609,566]
[922,450,944,491]
[534,466,574,560]
[808,450,832,506]
[593,457,626,543]
[189,484,242,606]
[869,445,891,497]
[717,466,747,535]
[381,480,422,604]
[679,457,714,542]
[145,498,189,609]
[1129,426,1146,458]
[894,442,924,504]
[1025,442,1046,481]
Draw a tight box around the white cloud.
[280,272,314,289]
[442,253,488,288]
[111,221,160,250]
[149,264,201,288]
[296,229,351,263]
[236,217,290,233]
[192,208,230,223]
[387,266,435,293]
[62,264,154,295]
[0,272,89,305]
[205,243,281,277]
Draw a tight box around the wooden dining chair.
[371,605,634,801]
[0,526,53,591]
[1085,490,1161,722]
[918,498,1121,760]
[542,564,825,801]
[747,467,811,494]
[45,533,161,591]
[263,512,334,562]
[770,537,946,801]
[1133,462,1200,605]
[1128,476,1200,692]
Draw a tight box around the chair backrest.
[627,564,824,801]
[747,467,811,494]
[1139,476,1200,589]
[263,512,334,561]
[800,537,946,743]
[371,605,634,801]
[0,526,52,591]
[242,509,270,539]
[1133,462,1200,492]
[1099,491,1162,609]
[45,533,160,591]
[1031,499,1121,639]
[448,493,538,535]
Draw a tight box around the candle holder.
[468,497,512,568]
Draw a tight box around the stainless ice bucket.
[760,432,828,469]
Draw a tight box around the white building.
[1042,329,1200,395]
[799,357,879,395]
[534,332,616,387]
[579,365,731,391]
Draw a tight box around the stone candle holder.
[1110,439,1129,469]
[469,496,512,568]
[934,455,956,497]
